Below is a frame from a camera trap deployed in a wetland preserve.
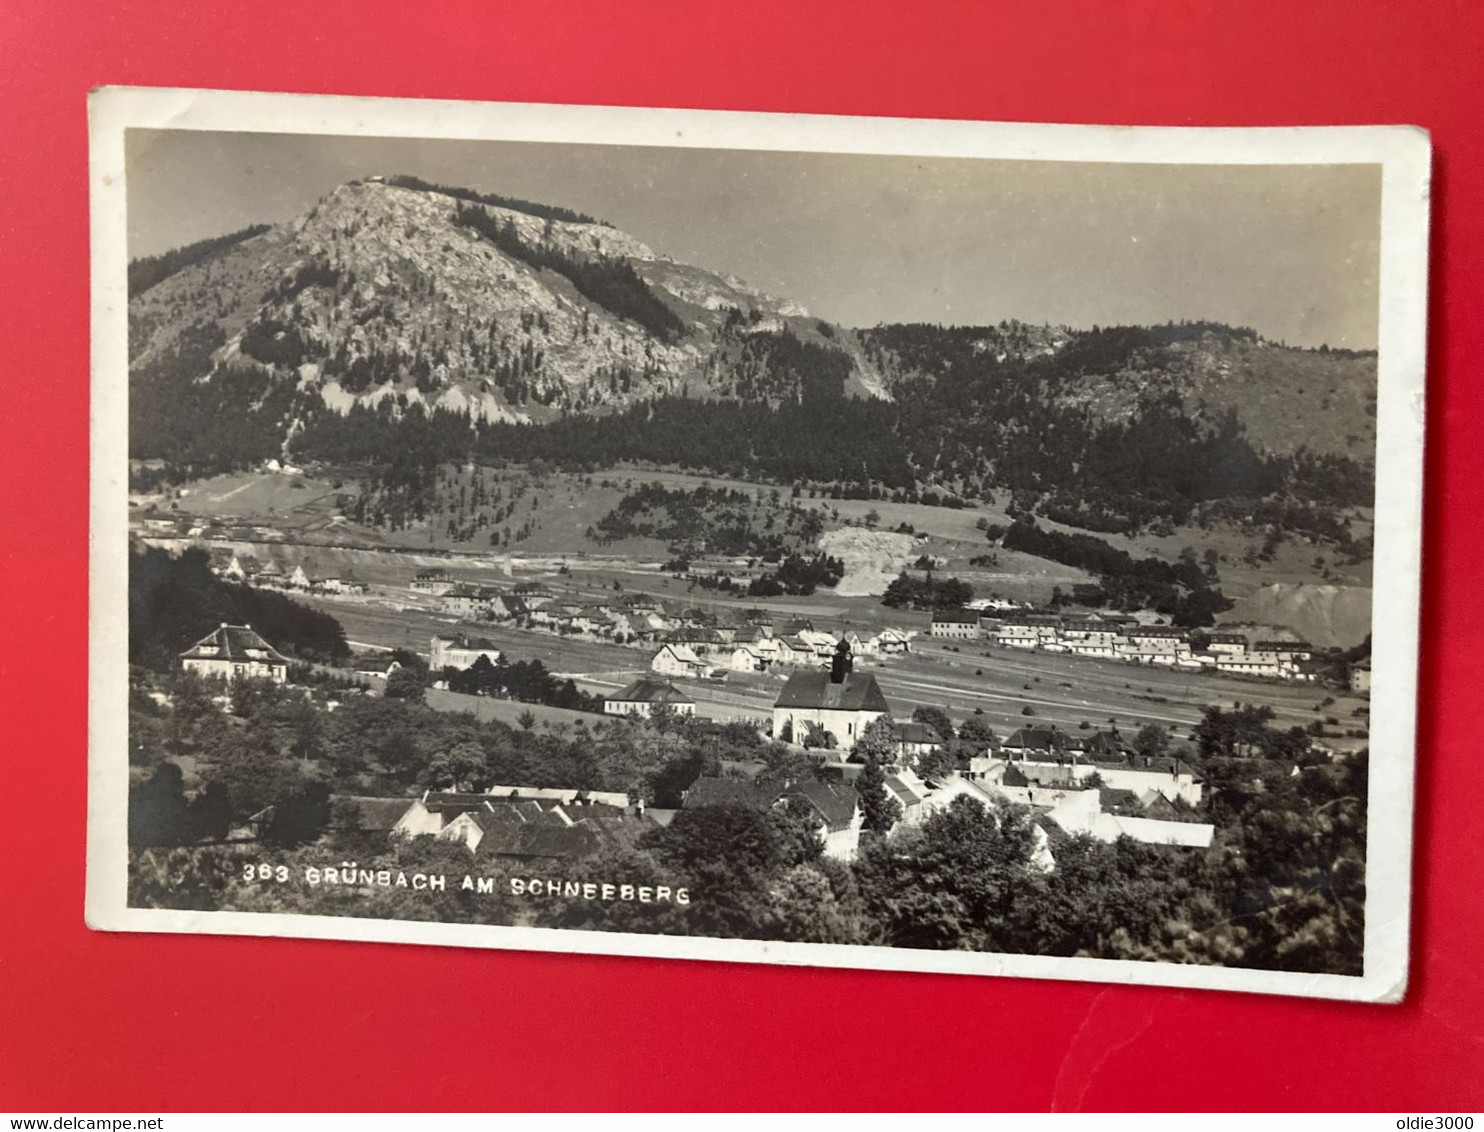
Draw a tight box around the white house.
[603,678,697,718]
[683,777,865,861]
[411,568,453,595]
[650,643,711,679]
[885,767,932,825]
[222,554,261,582]
[872,627,913,655]
[1215,654,1289,679]
[893,721,945,764]
[930,608,981,638]
[441,584,498,620]
[430,634,502,672]
[179,623,289,684]
[1121,627,1190,665]
[725,644,772,673]
[1083,754,1206,806]
[996,622,1041,650]
[1206,632,1248,655]
[796,628,842,660]
[1047,789,1214,848]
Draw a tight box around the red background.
[2,0,1479,1112]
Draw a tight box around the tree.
[914,744,958,784]
[187,780,233,842]
[517,709,537,731]
[384,666,427,703]
[765,864,861,944]
[760,742,817,783]
[854,795,1043,951]
[856,756,902,834]
[261,780,332,848]
[129,762,191,848]
[851,714,897,765]
[910,706,955,742]
[1132,723,1172,760]
[424,741,490,792]
[801,720,837,750]
[957,716,997,748]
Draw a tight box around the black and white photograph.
[88,88,1429,1000]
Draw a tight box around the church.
[772,641,891,748]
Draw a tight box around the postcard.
[88,87,1429,1001]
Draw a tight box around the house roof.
[784,781,859,831]
[351,656,399,673]
[1083,730,1131,757]
[932,608,981,624]
[180,624,289,665]
[467,800,567,831]
[1003,727,1076,753]
[1086,753,1203,781]
[438,633,502,651]
[1098,787,1143,812]
[667,627,724,644]
[333,796,414,832]
[607,678,695,706]
[683,777,780,810]
[885,774,928,808]
[656,643,704,666]
[423,792,562,817]
[773,670,891,713]
[892,721,942,745]
[475,822,601,860]
[681,777,860,832]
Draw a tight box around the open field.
[156,520,1370,743]
[148,458,1373,643]
[423,687,607,730]
[291,574,1370,752]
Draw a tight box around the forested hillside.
[130,544,349,671]
[127,177,1377,549]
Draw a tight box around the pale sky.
[126,128,1381,349]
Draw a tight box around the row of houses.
[679,761,1212,864]
[431,579,922,667]
[650,625,914,682]
[931,608,1320,681]
[212,552,368,595]
[973,725,1206,806]
[336,787,653,861]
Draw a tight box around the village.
[127,473,1390,897]
[174,616,1219,877]
[194,546,1368,693]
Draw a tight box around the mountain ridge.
[127,176,1377,535]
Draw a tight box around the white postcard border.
[87,86,1431,1002]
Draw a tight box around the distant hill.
[127,176,1376,538]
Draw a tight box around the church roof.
[773,670,891,713]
